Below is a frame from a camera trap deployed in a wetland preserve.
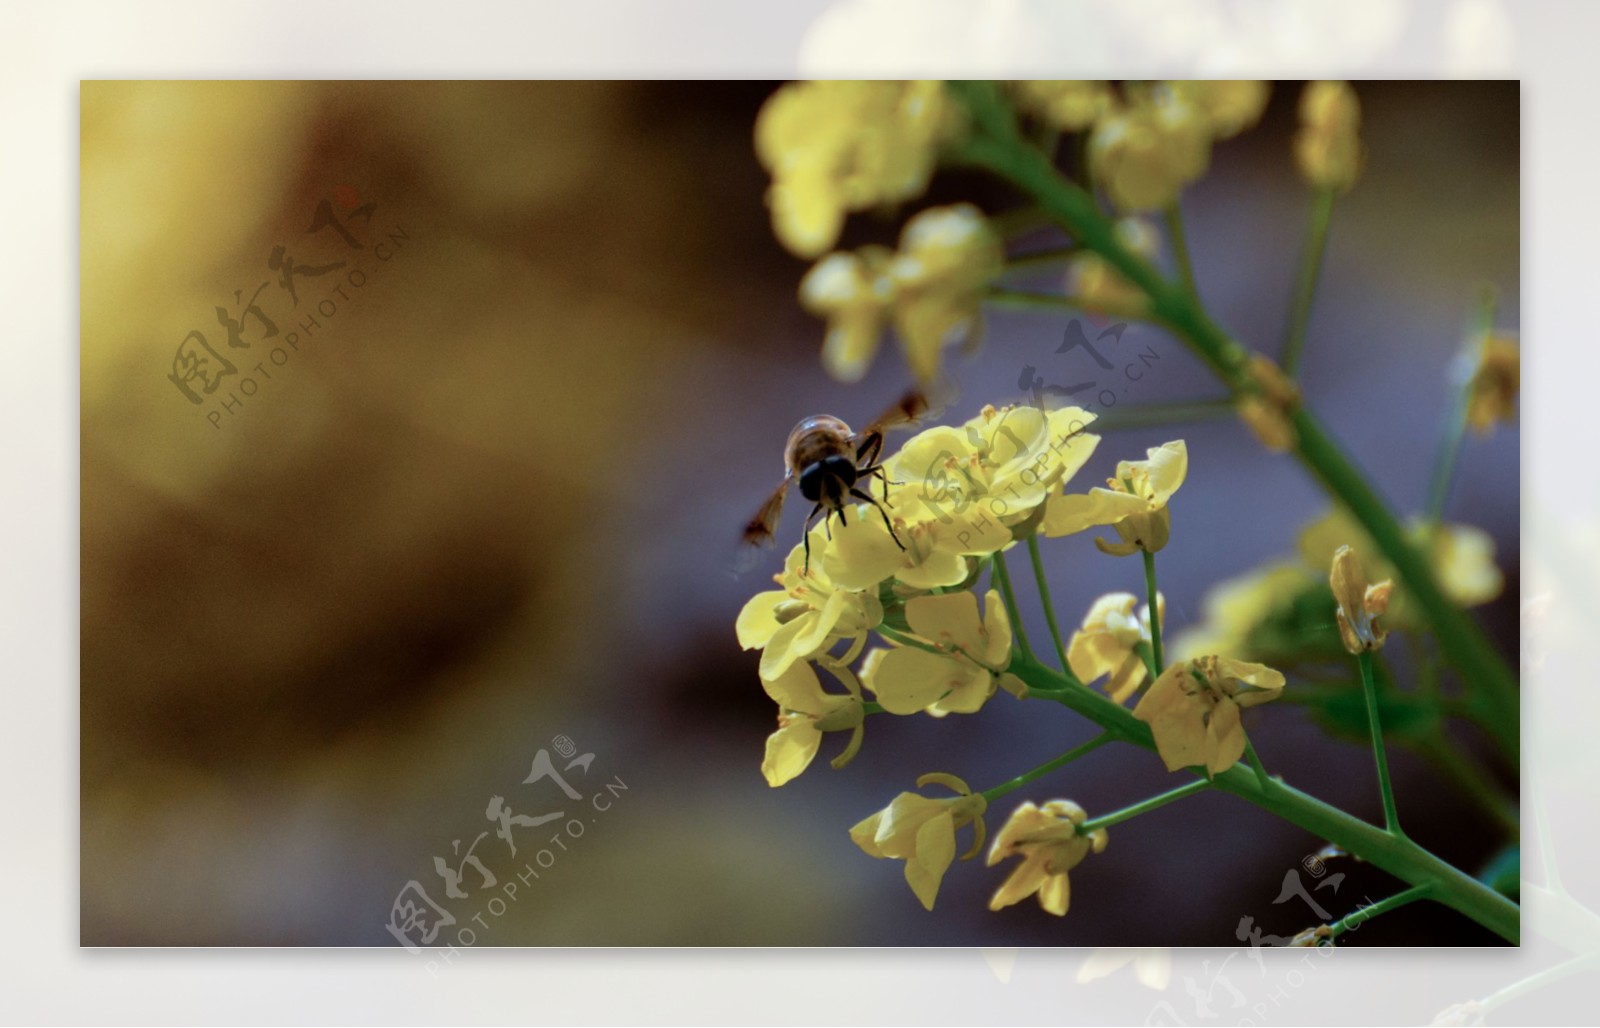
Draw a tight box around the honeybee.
[743,390,933,572]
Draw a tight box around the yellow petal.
[760,658,831,715]
[906,812,958,910]
[1037,870,1071,916]
[1205,698,1246,775]
[762,720,822,787]
[988,849,1051,911]
[822,510,908,591]
[865,646,975,716]
[905,591,986,653]
[736,590,787,650]
[1041,488,1147,538]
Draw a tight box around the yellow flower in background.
[851,772,988,910]
[1042,440,1187,556]
[1067,218,1159,317]
[760,658,865,787]
[890,404,1105,555]
[986,799,1108,916]
[1089,91,1210,212]
[755,80,961,258]
[799,246,896,383]
[1168,80,1272,140]
[1463,332,1520,435]
[801,204,1001,385]
[1330,544,1394,654]
[887,204,1004,383]
[1297,507,1504,612]
[1068,592,1163,704]
[737,525,884,682]
[1010,80,1116,131]
[1133,655,1286,774]
[1236,353,1301,453]
[1169,561,1309,661]
[1295,81,1364,193]
[862,590,1024,716]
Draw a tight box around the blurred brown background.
[80,80,1518,946]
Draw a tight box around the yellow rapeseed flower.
[737,525,884,682]
[1295,81,1364,193]
[799,245,896,383]
[887,204,1004,384]
[1168,80,1271,140]
[1132,655,1286,774]
[1463,332,1520,436]
[851,772,988,910]
[889,404,1106,555]
[1236,353,1301,453]
[801,204,1001,385]
[862,590,1024,716]
[986,799,1108,916]
[1089,91,1211,213]
[1329,544,1393,654]
[760,658,866,787]
[1042,440,1187,556]
[755,80,960,258]
[1297,507,1504,613]
[1067,217,1159,318]
[1010,80,1116,131]
[1168,561,1309,661]
[1068,592,1163,704]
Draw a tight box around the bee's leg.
[802,503,824,572]
[851,488,906,551]
[858,463,903,501]
[855,432,884,469]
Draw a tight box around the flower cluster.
[800,204,1002,384]
[755,80,963,259]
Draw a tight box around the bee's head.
[798,455,858,505]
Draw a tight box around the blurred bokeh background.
[80,79,1517,946]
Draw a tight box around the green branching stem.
[1011,653,1519,943]
[1141,548,1164,674]
[957,127,1520,761]
[1325,882,1433,943]
[1281,187,1336,379]
[1027,536,1071,674]
[990,550,1035,662]
[1079,778,1210,834]
[1357,649,1405,837]
[982,732,1111,803]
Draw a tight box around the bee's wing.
[853,383,954,464]
[728,477,793,579]
[741,476,792,549]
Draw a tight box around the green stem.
[1141,549,1164,674]
[1281,187,1336,379]
[1425,288,1496,523]
[958,128,1521,760]
[1027,536,1071,674]
[1325,882,1432,943]
[1164,202,1197,296]
[1079,778,1210,834]
[1002,245,1079,273]
[982,733,1111,803]
[1357,649,1404,837]
[1243,737,1274,794]
[1010,654,1519,943]
[984,286,1150,323]
[990,551,1035,662]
